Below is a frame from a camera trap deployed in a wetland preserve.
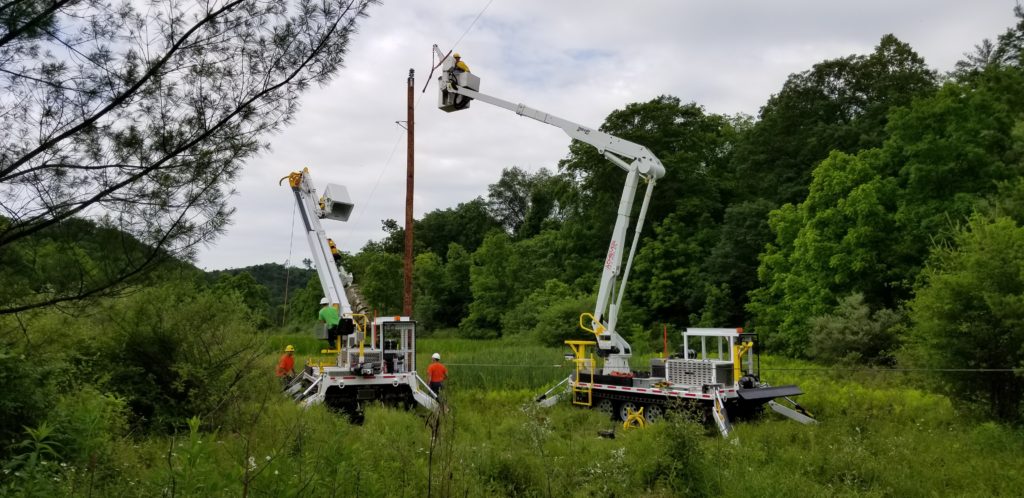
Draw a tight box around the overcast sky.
[195,0,1019,270]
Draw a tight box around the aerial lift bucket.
[322,184,354,221]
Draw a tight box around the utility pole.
[403,68,415,316]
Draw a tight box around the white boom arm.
[435,47,665,374]
[282,168,354,316]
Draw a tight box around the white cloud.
[195,0,1018,270]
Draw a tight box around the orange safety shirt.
[427,362,448,383]
[276,354,295,377]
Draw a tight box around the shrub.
[501,279,578,336]
[82,280,264,432]
[642,415,717,497]
[46,387,128,468]
[1,422,64,497]
[808,293,903,365]
[906,215,1024,421]
[533,294,597,347]
[0,348,57,457]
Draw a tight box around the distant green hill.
[0,215,201,314]
[206,263,316,322]
[2,208,317,325]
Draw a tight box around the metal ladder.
[711,386,732,438]
[566,340,596,406]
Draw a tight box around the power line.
[761,367,1019,373]
[438,362,1020,373]
[280,200,299,325]
[357,127,405,219]
[450,0,495,51]
[359,0,495,216]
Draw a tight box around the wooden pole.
[403,69,415,316]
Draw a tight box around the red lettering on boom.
[604,241,617,269]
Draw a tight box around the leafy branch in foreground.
[0,0,378,314]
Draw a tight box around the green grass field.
[258,333,1024,497]
[269,332,573,391]
[29,332,1021,497]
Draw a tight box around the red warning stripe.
[586,382,736,400]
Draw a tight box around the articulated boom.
[433,46,815,436]
[434,45,664,374]
[280,168,438,420]
[282,168,354,316]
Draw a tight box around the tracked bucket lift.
[280,168,438,421]
[433,46,814,436]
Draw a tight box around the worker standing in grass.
[427,352,448,397]
[277,345,296,385]
[318,297,341,346]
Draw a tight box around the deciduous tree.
[416,198,500,257]
[907,215,1024,421]
[750,63,1024,355]
[731,35,936,205]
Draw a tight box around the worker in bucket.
[276,345,296,385]
[318,297,341,345]
[427,352,448,397]
[452,52,470,73]
[448,52,472,110]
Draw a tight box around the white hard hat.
[431,353,441,360]
[320,297,329,305]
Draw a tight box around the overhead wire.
[450,0,495,52]
[280,197,299,324]
[357,0,496,217]
[758,367,1020,373]
[435,362,1020,373]
[356,128,405,219]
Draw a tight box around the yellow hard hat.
[453,52,461,59]
[285,345,295,352]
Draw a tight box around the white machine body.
[283,169,438,417]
